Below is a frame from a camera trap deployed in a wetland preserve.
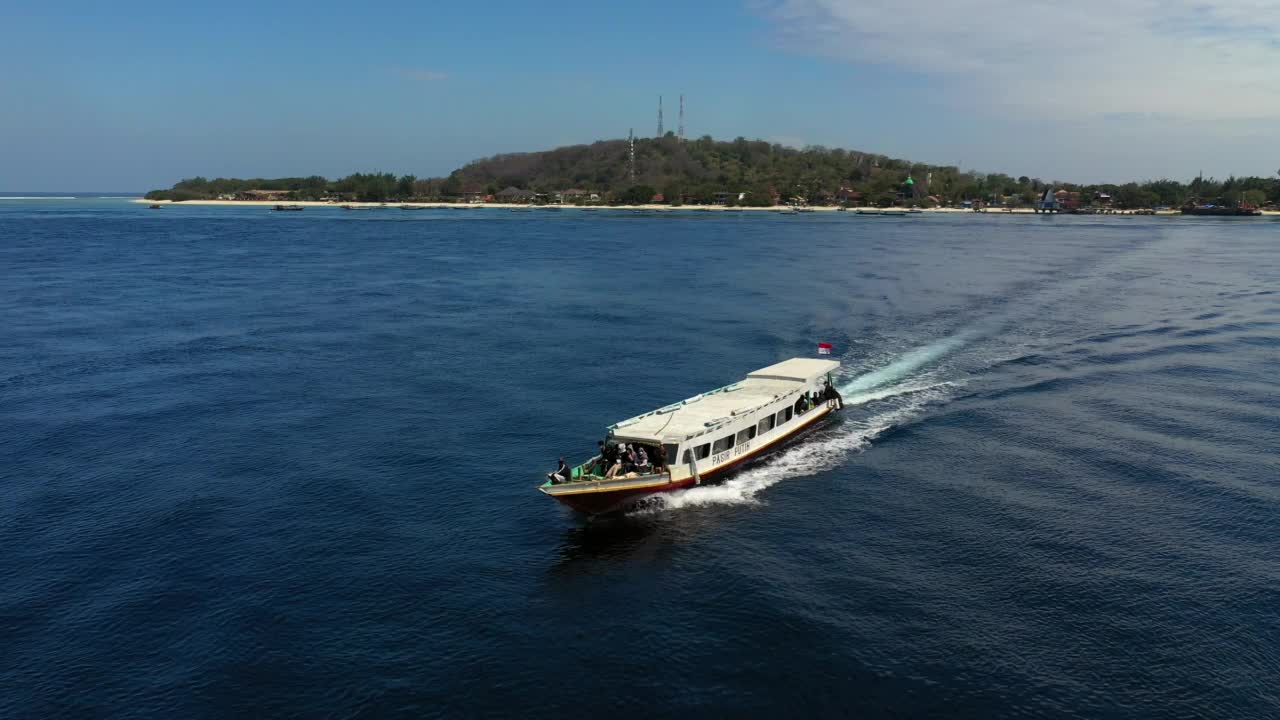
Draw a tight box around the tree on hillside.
[618,185,657,205]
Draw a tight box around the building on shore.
[495,187,536,203]
[836,187,863,204]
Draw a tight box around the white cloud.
[755,0,1280,120]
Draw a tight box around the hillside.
[145,136,1280,208]
[449,135,952,205]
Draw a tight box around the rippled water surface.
[2,200,1278,718]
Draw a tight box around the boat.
[908,207,924,214]
[538,358,843,515]
[273,204,305,211]
[836,206,848,212]
[148,203,163,209]
[881,208,907,216]
[1181,204,1261,216]
[854,208,881,215]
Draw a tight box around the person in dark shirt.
[653,444,668,472]
[547,457,571,484]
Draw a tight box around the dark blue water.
[3,200,1278,718]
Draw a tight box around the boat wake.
[630,333,972,515]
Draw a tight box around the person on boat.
[604,456,623,479]
[635,446,649,473]
[547,457,571,484]
[653,444,667,472]
[823,380,844,409]
[596,440,608,474]
[624,445,639,473]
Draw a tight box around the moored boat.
[1181,204,1261,216]
[539,358,843,515]
[273,204,305,211]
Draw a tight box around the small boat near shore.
[854,208,881,215]
[1181,204,1261,216]
[148,203,163,209]
[539,358,843,515]
[273,204,305,212]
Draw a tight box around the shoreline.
[132,200,1279,216]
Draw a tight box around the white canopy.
[608,358,840,444]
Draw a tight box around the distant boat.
[273,204,305,212]
[881,208,907,217]
[148,203,163,209]
[835,206,848,212]
[510,207,532,213]
[854,208,881,215]
[1181,204,1261,216]
[908,207,924,214]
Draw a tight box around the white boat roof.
[609,358,839,444]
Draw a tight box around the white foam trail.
[630,331,977,515]
[838,331,973,395]
[638,385,948,513]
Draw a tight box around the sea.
[2,196,1278,719]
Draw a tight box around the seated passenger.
[604,457,623,479]
[547,457,571,484]
[635,446,649,472]
[653,444,667,472]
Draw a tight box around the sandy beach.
[129,199,1252,215]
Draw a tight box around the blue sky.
[3,0,1278,190]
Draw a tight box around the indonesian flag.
[817,342,833,355]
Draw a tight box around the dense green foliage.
[146,137,1280,208]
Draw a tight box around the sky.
[3,0,1279,190]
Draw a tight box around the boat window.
[758,415,776,434]
[663,444,679,465]
[776,407,792,426]
[712,434,735,454]
[684,443,711,463]
[736,426,755,444]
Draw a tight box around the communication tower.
[678,95,685,141]
[657,96,664,137]
[629,129,636,181]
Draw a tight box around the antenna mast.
[678,95,684,141]
[657,96,664,137]
[629,129,636,182]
